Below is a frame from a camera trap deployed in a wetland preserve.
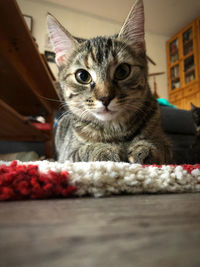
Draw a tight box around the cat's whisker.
[59,103,68,109]
[57,103,68,113]
[57,110,72,121]
[69,106,90,121]
[38,94,64,103]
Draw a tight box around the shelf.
[171,77,180,82]
[183,38,193,46]
[0,99,48,142]
[171,87,181,91]
[169,60,180,68]
[185,68,195,75]
[183,51,194,60]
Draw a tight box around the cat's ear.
[119,0,145,49]
[191,103,196,110]
[47,14,77,66]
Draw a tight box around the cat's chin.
[93,110,118,121]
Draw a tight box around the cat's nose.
[98,96,114,107]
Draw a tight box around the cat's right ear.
[47,14,77,66]
[118,0,145,49]
[191,103,196,110]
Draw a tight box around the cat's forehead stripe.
[84,54,89,69]
[90,49,97,63]
[85,37,117,65]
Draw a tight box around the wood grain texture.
[0,0,59,116]
[0,193,200,267]
[0,99,48,141]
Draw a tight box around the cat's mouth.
[97,107,114,114]
[94,107,118,121]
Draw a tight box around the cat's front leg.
[71,143,122,162]
[127,140,161,164]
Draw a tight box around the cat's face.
[59,37,147,121]
[47,0,147,122]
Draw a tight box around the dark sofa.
[160,106,200,164]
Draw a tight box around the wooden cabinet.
[0,0,60,158]
[166,17,200,110]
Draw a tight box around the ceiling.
[39,0,200,36]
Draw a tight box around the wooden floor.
[0,193,200,267]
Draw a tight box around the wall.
[146,32,169,99]
[17,0,170,99]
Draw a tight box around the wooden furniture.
[0,0,60,158]
[166,17,200,110]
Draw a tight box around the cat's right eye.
[114,63,131,81]
[75,69,92,84]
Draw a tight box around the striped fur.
[48,0,172,163]
[191,103,200,146]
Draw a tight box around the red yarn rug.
[0,161,76,200]
[0,160,200,201]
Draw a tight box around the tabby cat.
[191,103,200,144]
[47,0,171,163]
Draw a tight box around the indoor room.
[0,0,200,266]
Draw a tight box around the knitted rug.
[0,160,200,200]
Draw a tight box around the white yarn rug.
[0,160,200,200]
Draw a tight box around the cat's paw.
[92,149,121,162]
[128,144,159,164]
[77,144,121,162]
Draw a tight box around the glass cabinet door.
[182,26,196,85]
[182,27,193,56]
[170,64,181,89]
[184,55,195,84]
[169,38,179,63]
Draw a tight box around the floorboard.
[0,193,200,267]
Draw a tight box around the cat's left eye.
[75,69,92,84]
[114,63,131,81]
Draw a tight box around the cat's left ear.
[119,0,145,49]
[47,14,78,66]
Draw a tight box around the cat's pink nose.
[98,96,114,107]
